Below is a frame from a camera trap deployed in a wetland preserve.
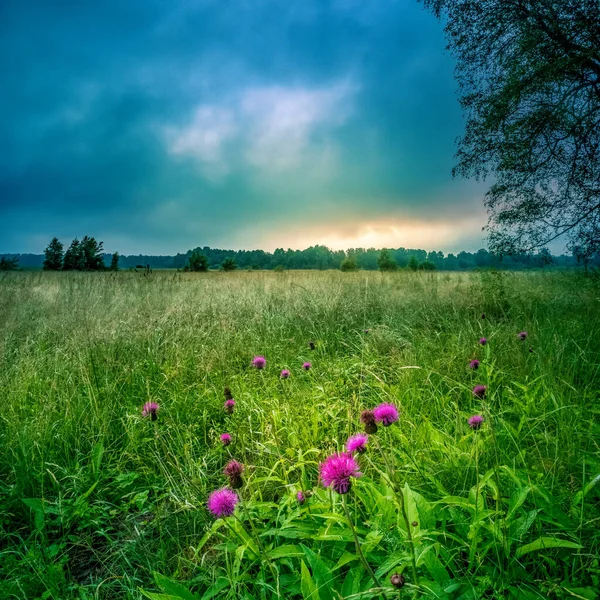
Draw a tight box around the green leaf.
[506,486,531,520]
[267,544,304,560]
[22,498,45,531]
[140,592,184,600]
[301,544,334,600]
[200,578,230,600]
[515,537,582,558]
[153,573,197,600]
[341,566,363,598]
[301,559,319,600]
[332,551,358,571]
[91,441,104,476]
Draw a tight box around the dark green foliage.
[419,260,436,271]
[377,248,397,272]
[63,237,105,271]
[408,256,419,271]
[109,252,120,272]
[0,256,19,270]
[221,257,237,272]
[63,239,85,271]
[422,0,600,259]
[183,250,208,272]
[43,238,64,271]
[340,255,358,272]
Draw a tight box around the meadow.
[0,269,599,600]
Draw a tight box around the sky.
[0,0,490,255]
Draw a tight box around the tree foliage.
[0,256,19,271]
[109,252,120,272]
[43,237,64,271]
[422,0,600,259]
[377,249,398,272]
[340,255,358,272]
[221,257,237,272]
[184,250,208,272]
[62,237,106,271]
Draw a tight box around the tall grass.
[0,270,599,599]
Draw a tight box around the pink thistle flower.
[360,409,378,434]
[302,362,312,370]
[469,359,480,370]
[280,369,290,379]
[224,459,244,489]
[473,385,487,399]
[479,337,487,345]
[224,399,235,414]
[373,403,399,427]
[207,488,239,518]
[296,491,305,504]
[142,402,160,421]
[346,433,368,454]
[220,433,232,446]
[252,355,266,369]
[518,331,528,340]
[320,452,362,494]
[468,415,484,430]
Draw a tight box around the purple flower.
[302,362,312,370]
[320,452,362,494]
[224,460,244,489]
[360,410,378,434]
[469,359,480,370]
[252,355,266,369]
[518,331,528,340]
[224,460,244,478]
[224,399,235,414]
[207,488,239,518]
[280,369,290,379]
[373,403,399,427]
[220,433,232,446]
[468,415,484,430]
[296,491,305,504]
[346,433,368,454]
[479,337,487,345]
[473,385,487,399]
[142,402,160,421]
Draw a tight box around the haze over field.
[0,0,488,255]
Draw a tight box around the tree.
[221,257,237,272]
[184,250,208,272]
[0,256,19,271]
[63,239,85,271]
[340,255,358,272]
[377,249,398,272]
[407,256,419,271]
[419,260,436,271]
[43,238,64,271]
[423,0,600,260]
[109,252,120,271]
[81,236,104,270]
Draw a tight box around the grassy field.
[1,270,599,600]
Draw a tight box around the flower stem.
[341,495,389,600]
[372,436,419,585]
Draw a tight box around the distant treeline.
[3,244,596,271]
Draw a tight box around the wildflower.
[518,331,528,340]
[479,337,487,345]
[346,433,368,454]
[308,340,316,350]
[320,453,362,494]
[252,355,266,369]
[142,402,159,421]
[224,460,244,489]
[391,573,405,589]
[296,491,305,504]
[207,488,239,518]
[468,415,484,430]
[360,410,378,434]
[224,399,235,414]
[302,361,312,370]
[373,403,399,427]
[473,385,487,399]
[469,359,480,370]
[280,369,290,379]
[220,433,232,446]
[224,386,233,400]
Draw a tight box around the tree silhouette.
[43,238,64,271]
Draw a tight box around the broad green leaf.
[332,551,358,571]
[267,544,304,559]
[140,592,183,600]
[515,537,582,558]
[91,441,104,476]
[341,566,363,598]
[153,573,197,600]
[301,544,335,600]
[200,578,230,600]
[301,559,319,600]
[506,486,531,520]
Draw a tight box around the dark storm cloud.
[0,0,485,254]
